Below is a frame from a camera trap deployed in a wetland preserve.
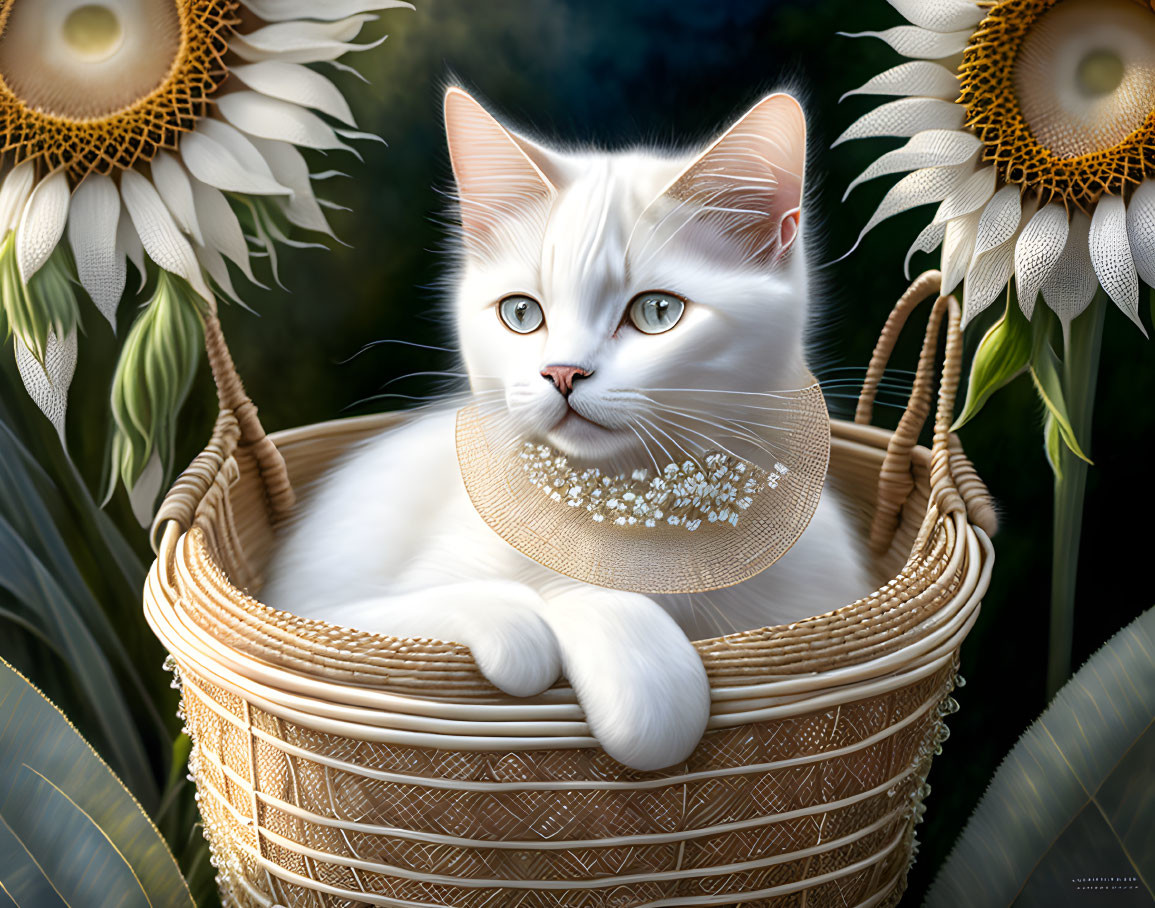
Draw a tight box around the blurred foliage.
[0,1,1150,904]
[927,607,1153,906]
[0,658,196,907]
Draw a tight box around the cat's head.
[444,87,811,471]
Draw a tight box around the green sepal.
[0,233,79,365]
[1029,314,1092,466]
[952,286,1032,431]
[106,270,205,496]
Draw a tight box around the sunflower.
[0,0,406,508]
[838,0,1155,332]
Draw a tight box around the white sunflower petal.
[1041,211,1098,329]
[249,137,335,236]
[150,153,203,244]
[334,126,384,145]
[840,61,961,102]
[324,59,371,83]
[904,220,947,279]
[1089,194,1142,332]
[17,171,70,283]
[119,171,212,301]
[1014,204,1069,320]
[195,244,245,308]
[0,161,36,235]
[886,0,985,32]
[1126,179,1155,287]
[839,26,971,60]
[68,175,125,329]
[942,208,981,294]
[932,165,997,224]
[844,129,980,199]
[232,62,356,126]
[230,16,386,64]
[218,92,353,152]
[180,130,290,196]
[857,164,970,241]
[15,328,77,442]
[963,245,1017,327]
[971,186,1023,259]
[190,181,259,283]
[117,203,146,290]
[961,194,1031,326]
[194,119,291,191]
[832,98,965,146]
[239,0,412,20]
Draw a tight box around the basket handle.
[854,271,971,553]
[151,302,295,550]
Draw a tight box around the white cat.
[262,87,871,771]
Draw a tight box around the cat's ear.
[443,87,557,249]
[659,93,806,265]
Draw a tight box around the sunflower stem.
[1045,292,1106,700]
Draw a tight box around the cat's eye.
[628,291,685,334]
[498,295,544,334]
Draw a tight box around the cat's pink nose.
[540,364,591,397]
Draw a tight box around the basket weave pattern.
[144,274,994,906]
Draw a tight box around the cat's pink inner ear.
[443,88,557,246]
[663,93,806,265]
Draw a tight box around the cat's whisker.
[650,402,791,439]
[695,591,740,638]
[647,413,767,468]
[631,417,680,469]
[379,370,484,391]
[640,386,814,398]
[337,338,459,365]
[651,409,790,463]
[634,416,701,465]
[820,366,917,376]
[625,424,664,477]
[634,391,806,417]
[343,386,491,412]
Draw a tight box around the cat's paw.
[451,582,562,697]
[315,581,561,697]
[543,588,711,771]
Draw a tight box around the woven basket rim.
[143,415,994,736]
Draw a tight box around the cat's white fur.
[263,88,871,771]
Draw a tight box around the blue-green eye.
[499,295,544,333]
[629,291,685,334]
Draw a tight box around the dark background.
[29,0,1155,902]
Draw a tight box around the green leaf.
[926,608,1155,907]
[0,815,68,907]
[952,288,1032,431]
[0,418,162,804]
[1029,319,1093,465]
[0,658,194,907]
[107,271,204,495]
[0,516,157,807]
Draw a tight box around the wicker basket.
[143,271,996,907]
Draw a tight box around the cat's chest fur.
[262,406,869,639]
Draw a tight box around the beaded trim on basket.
[518,441,788,530]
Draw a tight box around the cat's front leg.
[316,581,562,697]
[539,586,711,771]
